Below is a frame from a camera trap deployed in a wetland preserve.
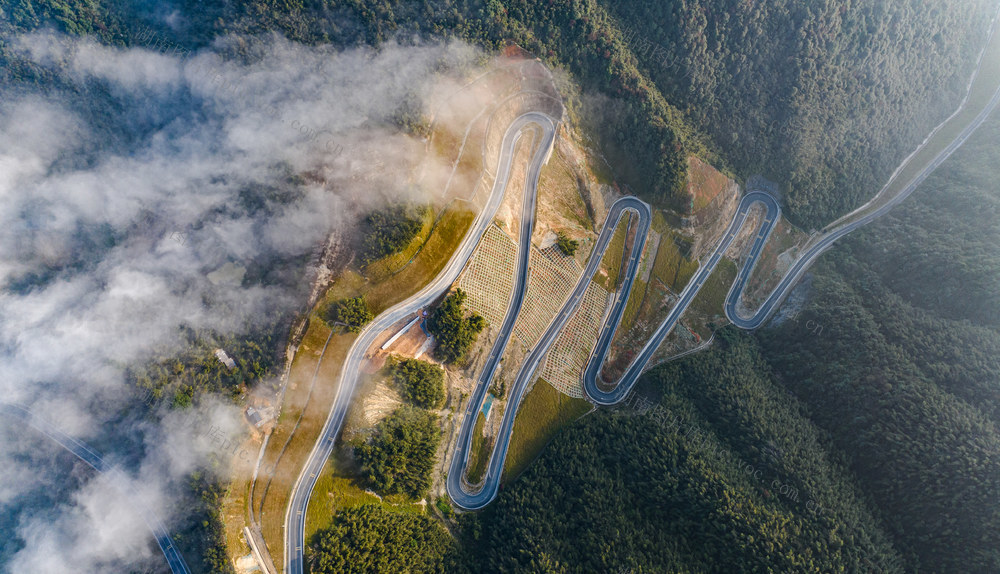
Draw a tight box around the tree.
[327,296,373,332]
[426,289,487,364]
[556,232,579,256]
[308,505,458,574]
[392,357,446,409]
[355,406,442,498]
[361,204,426,264]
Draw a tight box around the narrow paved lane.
[297,15,1000,552]
[0,403,193,574]
[448,55,1000,506]
[284,112,556,574]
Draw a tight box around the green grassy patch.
[620,278,647,332]
[502,379,592,483]
[593,213,630,290]
[305,450,426,542]
[466,412,491,485]
[651,231,699,292]
[587,152,616,186]
[361,207,436,282]
[689,258,737,321]
[651,209,671,234]
[538,147,592,229]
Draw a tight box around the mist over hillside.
[0,29,476,571]
[1,1,998,573]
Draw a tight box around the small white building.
[246,407,264,427]
[214,348,237,370]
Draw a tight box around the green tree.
[327,296,373,332]
[308,505,458,574]
[361,204,426,264]
[426,289,486,363]
[556,232,579,256]
[355,406,442,498]
[392,357,446,409]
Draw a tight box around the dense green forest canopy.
[308,505,459,574]
[609,0,996,227]
[326,296,375,332]
[361,204,427,264]
[391,357,446,409]
[426,288,486,364]
[466,335,902,573]
[754,111,1000,572]
[355,405,442,499]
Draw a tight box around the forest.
[355,405,442,499]
[3,1,997,572]
[361,204,427,264]
[466,92,1000,574]
[308,505,458,574]
[608,0,996,227]
[426,289,486,364]
[325,296,375,333]
[391,357,447,409]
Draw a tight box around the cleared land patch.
[687,155,731,212]
[739,216,810,312]
[539,281,609,398]
[536,144,592,232]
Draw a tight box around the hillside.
[3,2,997,572]
[467,75,1000,574]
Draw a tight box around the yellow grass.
[466,412,490,484]
[594,213,630,290]
[251,202,478,563]
[502,379,591,483]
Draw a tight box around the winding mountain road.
[0,403,192,574]
[447,30,1000,507]
[283,112,556,574]
[446,190,780,509]
[289,15,1000,561]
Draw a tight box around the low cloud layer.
[0,30,479,572]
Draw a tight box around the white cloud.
[0,30,481,571]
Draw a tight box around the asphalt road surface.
[0,403,192,574]
[447,57,1000,506]
[283,112,556,574]
[447,195,650,509]
[293,28,1000,558]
